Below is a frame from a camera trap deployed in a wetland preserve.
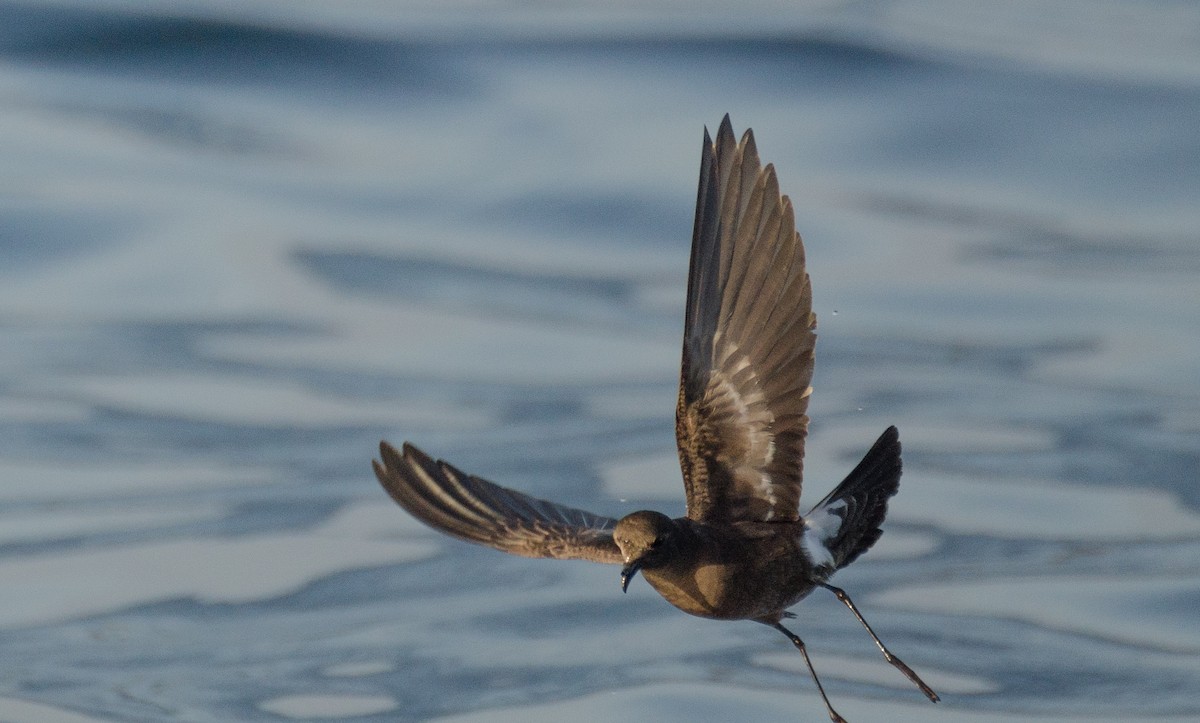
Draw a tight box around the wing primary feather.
[377,445,501,542]
[404,446,498,528]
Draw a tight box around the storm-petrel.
[373,116,939,722]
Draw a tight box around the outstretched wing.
[374,441,623,563]
[675,115,817,524]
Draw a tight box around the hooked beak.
[620,559,643,593]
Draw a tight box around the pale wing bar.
[374,441,623,564]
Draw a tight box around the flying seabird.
[373,115,939,722]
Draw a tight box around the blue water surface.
[1,1,1198,721]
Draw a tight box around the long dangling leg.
[771,622,848,723]
[819,583,940,702]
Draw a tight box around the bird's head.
[613,510,678,592]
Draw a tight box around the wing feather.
[374,441,622,564]
[676,116,817,524]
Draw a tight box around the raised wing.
[374,441,623,563]
[675,115,817,524]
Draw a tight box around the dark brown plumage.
[373,116,938,722]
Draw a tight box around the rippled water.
[2,1,1199,721]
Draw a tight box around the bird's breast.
[642,539,814,621]
[643,563,749,619]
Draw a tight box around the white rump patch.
[801,499,846,570]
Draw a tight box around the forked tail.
[803,426,902,573]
